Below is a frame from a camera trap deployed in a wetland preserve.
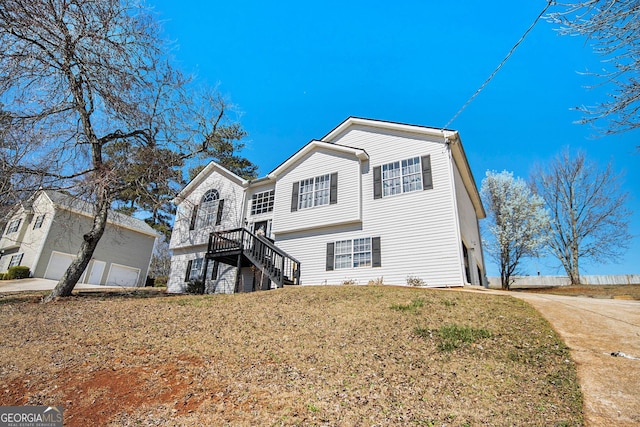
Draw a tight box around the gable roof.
[322,116,458,141]
[41,191,157,237]
[174,162,248,204]
[267,140,369,179]
[322,117,485,219]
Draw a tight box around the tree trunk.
[43,190,110,302]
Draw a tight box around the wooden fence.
[487,274,640,288]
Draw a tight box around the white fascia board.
[173,161,248,204]
[267,140,368,179]
[323,116,458,142]
[449,134,486,219]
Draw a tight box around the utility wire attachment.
[443,1,554,130]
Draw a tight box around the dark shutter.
[189,205,198,230]
[211,261,219,280]
[215,199,225,225]
[373,166,382,199]
[330,173,338,204]
[291,181,299,212]
[326,242,335,271]
[372,237,381,267]
[185,260,193,281]
[421,155,433,190]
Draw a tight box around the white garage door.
[44,251,76,280]
[106,264,140,287]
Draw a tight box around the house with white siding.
[0,190,157,287]
[167,117,486,293]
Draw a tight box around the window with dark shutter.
[189,205,198,230]
[291,181,299,212]
[184,260,193,282]
[373,166,382,199]
[421,155,433,190]
[215,199,225,225]
[326,242,335,271]
[372,237,381,267]
[330,172,338,204]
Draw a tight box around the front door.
[252,220,271,238]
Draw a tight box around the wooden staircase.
[206,227,300,292]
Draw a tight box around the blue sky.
[151,0,639,277]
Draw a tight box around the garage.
[106,263,140,287]
[44,251,76,280]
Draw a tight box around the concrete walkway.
[0,278,131,293]
[466,287,640,427]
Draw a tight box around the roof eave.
[267,140,369,179]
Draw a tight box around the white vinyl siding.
[273,149,361,234]
[169,167,245,251]
[276,125,465,286]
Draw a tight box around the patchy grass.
[518,284,640,300]
[0,286,583,426]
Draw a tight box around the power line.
[443,1,555,130]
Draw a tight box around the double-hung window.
[33,214,45,229]
[373,155,433,199]
[9,253,23,268]
[334,238,372,269]
[292,173,337,212]
[6,218,21,234]
[326,237,381,270]
[190,189,225,230]
[185,258,203,281]
[382,157,422,196]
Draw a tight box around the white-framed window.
[197,189,219,228]
[33,214,45,229]
[298,174,330,210]
[251,190,274,215]
[9,253,23,268]
[6,218,21,234]
[334,238,372,269]
[382,157,422,197]
[187,258,203,281]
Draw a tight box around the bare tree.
[481,171,550,290]
[0,0,243,301]
[531,150,631,284]
[549,1,640,134]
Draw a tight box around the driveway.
[0,278,130,293]
[467,288,640,426]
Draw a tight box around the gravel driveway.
[470,288,640,426]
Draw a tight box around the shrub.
[7,266,31,280]
[186,279,204,294]
[406,275,425,287]
[367,277,384,286]
[0,272,6,280]
[153,276,168,287]
[341,278,358,286]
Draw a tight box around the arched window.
[197,189,220,228]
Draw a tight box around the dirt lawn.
[467,288,640,426]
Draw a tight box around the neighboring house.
[0,190,157,287]
[167,117,486,293]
